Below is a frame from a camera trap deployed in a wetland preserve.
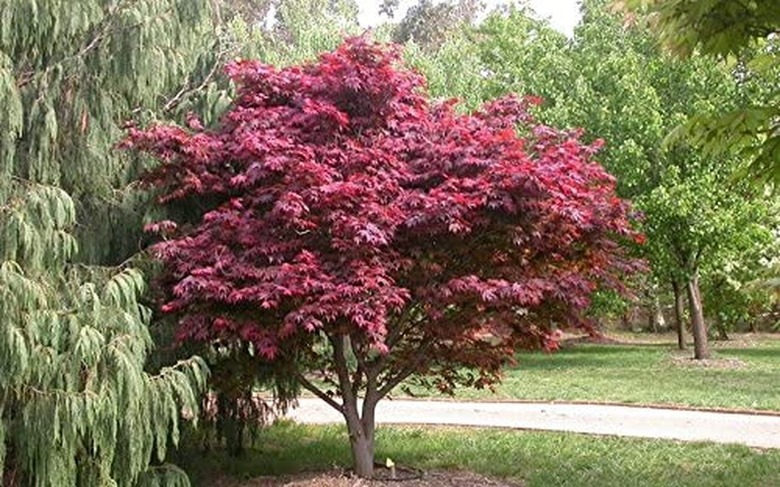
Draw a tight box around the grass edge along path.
[287,397,780,448]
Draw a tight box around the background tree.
[572,0,777,357]
[0,0,227,483]
[622,0,780,186]
[128,38,640,478]
[232,0,362,66]
[388,0,485,51]
[457,0,780,357]
[223,0,274,24]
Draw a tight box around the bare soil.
[213,469,523,487]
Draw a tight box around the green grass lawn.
[182,421,780,487]
[402,336,780,411]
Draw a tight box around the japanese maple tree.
[127,38,639,478]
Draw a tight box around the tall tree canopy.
[230,0,362,67]
[0,0,223,484]
[388,0,485,51]
[623,0,780,186]
[128,38,640,478]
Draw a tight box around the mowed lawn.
[193,336,780,486]
[185,421,780,487]
[405,335,780,411]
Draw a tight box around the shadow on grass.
[562,340,675,349]
[176,422,352,484]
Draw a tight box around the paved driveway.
[287,398,780,448]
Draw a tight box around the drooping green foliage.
[0,0,232,263]
[620,0,779,58]
[0,0,225,484]
[0,183,208,486]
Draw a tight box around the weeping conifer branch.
[0,184,209,486]
[0,0,228,484]
[1,0,234,264]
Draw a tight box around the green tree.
[462,0,779,358]
[388,0,485,51]
[223,0,273,24]
[232,0,361,66]
[573,0,776,358]
[623,0,780,186]
[0,0,226,483]
[0,186,207,486]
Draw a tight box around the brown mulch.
[214,469,523,487]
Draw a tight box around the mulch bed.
[214,468,523,487]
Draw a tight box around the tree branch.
[162,52,225,113]
[17,0,150,88]
[377,364,417,398]
[330,334,358,408]
[349,335,368,397]
[365,305,419,378]
[294,371,343,413]
[376,344,432,398]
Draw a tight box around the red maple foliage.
[126,38,640,477]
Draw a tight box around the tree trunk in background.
[749,319,758,333]
[671,280,686,350]
[714,317,730,340]
[647,292,666,333]
[654,296,666,332]
[647,305,656,332]
[686,272,710,359]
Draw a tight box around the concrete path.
[287,398,780,449]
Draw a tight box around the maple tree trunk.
[332,334,378,478]
[647,305,656,333]
[645,290,665,333]
[671,280,686,350]
[686,272,710,360]
[342,395,377,478]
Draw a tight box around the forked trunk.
[331,334,380,478]
[348,424,375,478]
[686,272,710,360]
[343,393,378,478]
[671,280,686,350]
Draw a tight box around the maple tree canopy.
[127,37,640,393]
